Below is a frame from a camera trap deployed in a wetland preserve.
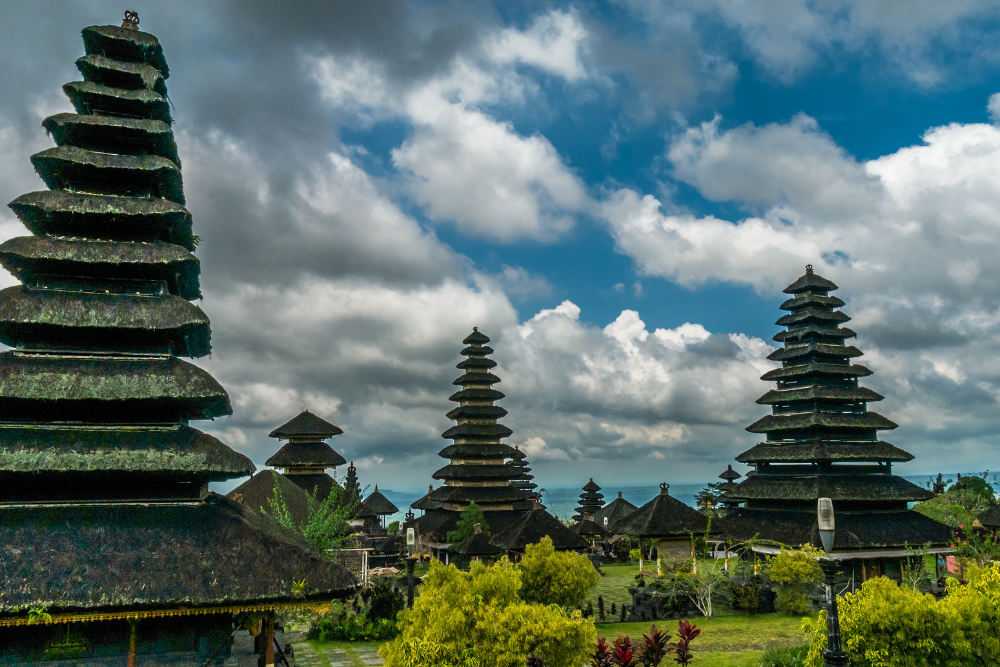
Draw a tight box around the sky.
[4,1,1000,493]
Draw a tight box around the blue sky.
[5,1,1000,492]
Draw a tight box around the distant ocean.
[377,474,945,525]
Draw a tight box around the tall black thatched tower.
[0,16,352,664]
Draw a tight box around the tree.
[263,477,360,556]
[683,561,728,618]
[914,487,991,529]
[380,558,595,667]
[519,536,601,608]
[769,546,823,616]
[956,475,997,504]
[447,501,490,543]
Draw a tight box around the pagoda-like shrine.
[0,18,351,664]
[413,328,533,540]
[573,479,606,520]
[613,483,709,568]
[718,266,950,582]
[594,491,637,532]
[510,446,537,493]
[266,410,347,500]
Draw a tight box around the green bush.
[769,547,822,616]
[804,564,1000,666]
[518,536,600,608]
[757,644,809,667]
[380,556,595,667]
[309,613,397,642]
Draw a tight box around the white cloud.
[487,9,589,81]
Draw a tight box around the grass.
[296,638,385,666]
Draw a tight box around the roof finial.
[659,482,669,495]
[374,484,378,492]
[121,10,139,30]
[806,264,813,274]
[473,326,478,332]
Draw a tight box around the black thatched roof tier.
[461,345,493,356]
[433,464,519,480]
[456,357,497,370]
[593,492,637,529]
[463,328,490,344]
[767,344,863,362]
[719,465,742,482]
[611,484,709,537]
[82,24,170,76]
[452,371,501,386]
[779,293,845,310]
[583,479,601,493]
[0,493,354,612]
[266,441,346,469]
[490,509,590,552]
[439,443,519,459]
[0,423,251,477]
[269,410,344,439]
[775,307,850,327]
[760,362,873,381]
[0,287,210,356]
[456,531,503,556]
[426,485,531,505]
[572,518,607,537]
[0,236,200,300]
[446,405,508,420]
[43,112,179,164]
[449,387,505,402]
[783,270,838,294]
[75,53,167,95]
[441,423,514,440]
[228,469,310,527]
[63,80,171,123]
[9,190,193,248]
[32,145,183,204]
[978,506,1000,530]
[361,487,399,516]
[0,352,230,422]
[747,411,897,434]
[756,386,884,404]
[716,506,951,550]
[773,325,856,343]
[728,472,932,503]
[736,441,914,464]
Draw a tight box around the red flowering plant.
[670,620,701,666]
[611,636,635,667]
[952,525,1000,569]
[591,638,614,667]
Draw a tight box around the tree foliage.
[518,536,601,608]
[913,489,990,530]
[769,546,823,616]
[380,557,596,667]
[447,501,490,543]
[804,564,1000,666]
[263,477,360,556]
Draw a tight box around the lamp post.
[817,498,849,667]
[405,527,416,609]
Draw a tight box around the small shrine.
[717,266,951,584]
[573,479,606,520]
[613,483,709,569]
[359,485,399,534]
[266,410,347,501]
[593,491,638,532]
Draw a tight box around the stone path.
[284,631,384,667]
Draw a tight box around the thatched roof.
[456,531,503,556]
[360,488,398,516]
[612,484,709,538]
[266,441,346,469]
[489,510,589,552]
[727,472,932,503]
[0,493,354,612]
[228,469,310,527]
[269,411,343,439]
[593,493,637,530]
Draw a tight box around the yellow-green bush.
[803,564,1000,666]
[380,557,596,667]
[769,546,823,616]
[518,536,601,608]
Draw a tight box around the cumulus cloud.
[487,9,589,81]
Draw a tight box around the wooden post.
[263,617,275,667]
[127,619,138,667]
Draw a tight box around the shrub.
[380,557,595,667]
[769,546,822,616]
[519,536,601,608]
[758,644,809,667]
[447,501,490,543]
[368,577,405,623]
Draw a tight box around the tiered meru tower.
[267,410,347,501]
[414,328,532,539]
[0,18,350,664]
[719,267,949,578]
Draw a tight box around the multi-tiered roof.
[510,446,537,492]
[0,19,350,630]
[266,410,347,501]
[719,267,949,550]
[573,478,605,521]
[426,328,532,512]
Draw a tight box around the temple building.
[0,17,352,665]
[266,410,347,501]
[613,483,709,569]
[413,329,534,540]
[358,485,399,534]
[593,491,638,531]
[510,446,537,494]
[573,479,606,521]
[718,266,951,584]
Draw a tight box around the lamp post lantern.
[405,527,416,609]
[817,498,849,667]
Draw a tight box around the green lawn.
[295,638,386,666]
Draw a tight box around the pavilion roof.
[593,492,638,529]
[360,487,399,516]
[457,531,504,556]
[269,411,344,439]
[266,441,347,469]
[611,483,709,537]
[489,509,589,552]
